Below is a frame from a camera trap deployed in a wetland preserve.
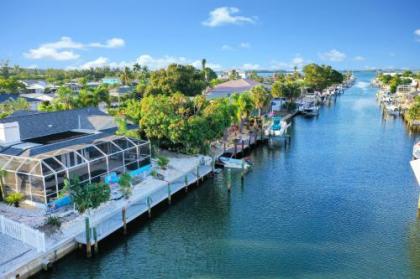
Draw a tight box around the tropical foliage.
[38,85,110,111]
[0,97,30,119]
[63,178,110,213]
[5,192,24,207]
[303,63,344,91]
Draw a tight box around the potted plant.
[157,155,169,170]
[5,192,24,207]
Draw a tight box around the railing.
[0,215,46,252]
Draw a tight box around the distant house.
[87,81,101,89]
[206,79,261,99]
[21,80,48,94]
[102,77,121,85]
[0,93,41,110]
[0,107,151,206]
[65,82,82,93]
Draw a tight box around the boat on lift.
[219,157,252,170]
[264,116,290,137]
[413,141,420,160]
[300,102,320,116]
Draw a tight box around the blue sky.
[1,0,420,70]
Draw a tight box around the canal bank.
[32,71,420,278]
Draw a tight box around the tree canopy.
[303,64,344,91]
[144,64,207,96]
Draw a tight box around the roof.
[0,107,116,141]
[0,93,39,104]
[206,79,261,99]
[110,86,134,96]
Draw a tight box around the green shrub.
[157,155,169,169]
[5,192,24,207]
[119,173,132,199]
[46,216,62,228]
[64,178,111,213]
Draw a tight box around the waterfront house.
[102,77,121,85]
[0,93,41,110]
[65,82,82,93]
[21,80,48,94]
[206,78,261,99]
[0,107,151,207]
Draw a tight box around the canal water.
[37,72,420,279]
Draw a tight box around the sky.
[1,0,420,71]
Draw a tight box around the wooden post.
[241,160,245,182]
[234,142,237,157]
[147,197,152,218]
[223,142,226,153]
[196,166,200,186]
[184,175,189,192]
[167,182,171,204]
[241,140,245,154]
[85,217,91,258]
[227,168,232,192]
[417,193,420,219]
[93,227,98,254]
[122,207,127,235]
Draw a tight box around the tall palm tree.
[201,58,207,82]
[0,169,7,201]
[120,67,132,86]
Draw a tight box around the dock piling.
[227,168,232,192]
[85,217,92,258]
[93,227,98,254]
[147,197,152,218]
[196,166,200,186]
[417,193,420,219]
[184,175,189,192]
[167,182,172,204]
[122,207,127,235]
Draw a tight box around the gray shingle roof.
[0,107,115,140]
[0,93,39,104]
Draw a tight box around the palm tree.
[120,67,132,86]
[250,85,271,117]
[201,59,207,82]
[0,169,7,201]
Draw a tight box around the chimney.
[0,122,21,145]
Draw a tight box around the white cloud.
[42,36,84,49]
[239,42,251,48]
[389,52,396,57]
[89,38,125,48]
[221,44,234,51]
[319,49,346,62]
[80,57,109,69]
[241,63,260,70]
[221,42,251,51]
[354,56,365,61]
[415,29,420,42]
[73,54,222,71]
[271,55,305,70]
[24,47,80,61]
[24,36,125,61]
[202,7,256,27]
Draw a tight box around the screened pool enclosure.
[0,136,151,205]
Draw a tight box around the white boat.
[219,157,251,170]
[413,142,420,159]
[300,102,319,116]
[385,104,399,116]
[264,116,290,137]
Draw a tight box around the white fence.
[0,215,46,252]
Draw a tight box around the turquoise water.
[36,72,420,278]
